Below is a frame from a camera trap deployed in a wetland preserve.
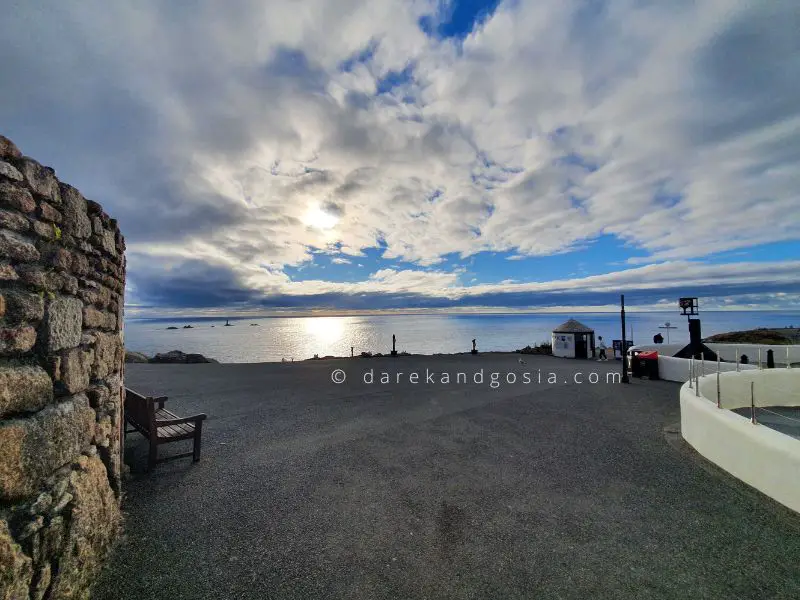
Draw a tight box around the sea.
[123,311,800,364]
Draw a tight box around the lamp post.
[621,294,629,384]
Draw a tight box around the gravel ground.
[92,354,800,600]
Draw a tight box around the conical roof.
[553,318,594,333]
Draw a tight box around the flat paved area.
[93,354,800,599]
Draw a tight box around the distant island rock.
[704,327,799,345]
[166,326,179,330]
[125,349,219,364]
[183,325,193,329]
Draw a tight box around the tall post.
[716,355,721,408]
[688,357,694,388]
[750,381,756,424]
[735,347,739,372]
[620,294,629,383]
[788,347,791,369]
[758,348,762,370]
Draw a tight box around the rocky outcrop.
[150,350,218,364]
[0,134,124,599]
[125,350,219,364]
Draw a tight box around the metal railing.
[688,355,798,431]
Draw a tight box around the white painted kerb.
[680,371,800,513]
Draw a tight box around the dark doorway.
[575,334,588,359]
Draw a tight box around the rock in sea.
[149,350,219,364]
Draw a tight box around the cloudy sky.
[2,0,799,314]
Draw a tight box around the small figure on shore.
[224,319,232,327]
[653,333,664,344]
[471,339,478,355]
[597,336,608,361]
[391,334,398,356]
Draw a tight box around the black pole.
[621,294,630,383]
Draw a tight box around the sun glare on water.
[303,317,345,345]
[303,205,339,230]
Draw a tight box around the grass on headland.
[704,327,800,345]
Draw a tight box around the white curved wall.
[707,343,800,367]
[630,343,800,368]
[658,355,757,383]
[680,371,800,514]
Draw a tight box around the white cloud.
[1,0,798,308]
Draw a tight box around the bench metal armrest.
[155,414,207,427]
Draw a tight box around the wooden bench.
[124,387,207,471]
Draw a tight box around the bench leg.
[192,420,203,462]
[147,440,158,472]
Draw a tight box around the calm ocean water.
[123,311,800,364]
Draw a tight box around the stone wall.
[0,135,125,600]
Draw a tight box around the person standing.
[597,336,608,361]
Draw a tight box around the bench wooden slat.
[154,409,195,436]
[157,425,194,439]
[124,387,207,471]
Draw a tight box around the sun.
[302,205,339,230]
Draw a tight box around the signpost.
[658,321,677,344]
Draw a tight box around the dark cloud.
[128,257,261,309]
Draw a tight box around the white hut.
[552,318,595,359]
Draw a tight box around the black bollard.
[740,354,749,365]
[471,338,477,355]
[767,349,775,369]
[391,334,398,356]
